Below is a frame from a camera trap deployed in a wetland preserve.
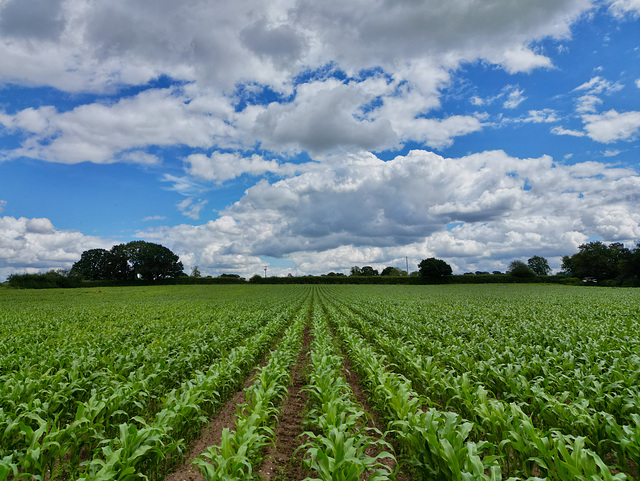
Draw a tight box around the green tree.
[508,260,536,278]
[561,241,631,282]
[381,266,403,276]
[418,258,452,279]
[360,266,379,276]
[527,256,551,276]
[349,266,362,276]
[70,248,113,280]
[72,241,184,282]
[191,266,201,278]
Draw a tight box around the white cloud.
[518,109,560,123]
[177,198,209,220]
[0,200,5,213]
[184,152,306,184]
[495,45,553,73]
[636,78,640,88]
[503,87,526,109]
[0,215,113,280]
[573,76,624,113]
[142,215,167,222]
[582,109,640,142]
[136,149,640,275]
[608,0,640,17]
[551,126,586,137]
[603,149,622,157]
[3,88,237,164]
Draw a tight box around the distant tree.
[381,266,402,276]
[191,266,201,278]
[418,258,452,279]
[8,270,80,289]
[527,256,551,276]
[70,248,113,280]
[219,273,241,279]
[323,272,346,277]
[113,241,184,281]
[475,271,490,275]
[72,241,183,282]
[507,260,536,278]
[562,241,631,282]
[360,266,379,276]
[350,266,362,276]
[623,244,640,279]
[249,274,263,282]
[492,271,503,275]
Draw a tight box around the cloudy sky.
[1,0,639,279]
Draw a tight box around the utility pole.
[406,256,409,275]
[263,266,268,278]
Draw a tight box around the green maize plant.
[76,291,308,480]
[299,304,394,481]
[193,309,306,480]
[320,286,636,479]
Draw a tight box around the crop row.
[193,307,307,479]
[0,286,309,480]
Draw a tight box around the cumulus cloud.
[136,150,640,275]
[0,215,113,280]
[184,152,304,183]
[582,110,640,142]
[2,88,236,164]
[0,0,616,166]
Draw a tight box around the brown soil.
[257,326,312,481]
[164,356,269,481]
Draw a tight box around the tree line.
[5,240,640,288]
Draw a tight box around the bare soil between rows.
[164,314,411,481]
[164,356,270,481]
[256,325,312,480]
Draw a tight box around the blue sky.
[0,0,639,279]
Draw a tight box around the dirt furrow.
[257,326,312,481]
[164,356,269,481]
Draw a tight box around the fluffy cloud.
[184,152,303,183]
[0,0,605,163]
[582,110,640,142]
[1,88,236,164]
[0,215,113,280]
[136,150,640,276]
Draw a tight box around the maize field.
[1,284,639,480]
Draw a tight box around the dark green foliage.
[508,260,536,278]
[527,256,551,276]
[71,241,184,282]
[8,270,81,289]
[418,258,452,279]
[381,266,406,276]
[561,241,631,282]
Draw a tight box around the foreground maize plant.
[299,302,395,480]
[2,284,639,480]
[193,309,306,480]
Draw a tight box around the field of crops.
[1,284,639,480]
